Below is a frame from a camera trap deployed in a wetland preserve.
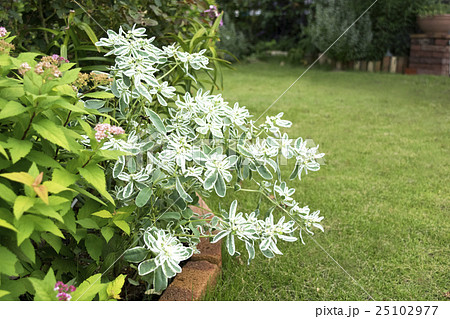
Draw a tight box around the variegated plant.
[89,26,325,293]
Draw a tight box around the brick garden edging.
[159,197,222,301]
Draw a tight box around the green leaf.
[0,246,19,276]
[101,226,114,243]
[16,215,35,245]
[0,182,17,203]
[23,71,42,95]
[76,218,99,229]
[203,171,218,190]
[59,68,81,85]
[52,168,78,187]
[28,268,56,301]
[70,184,107,206]
[135,187,152,207]
[138,259,157,276]
[159,211,181,221]
[123,247,148,263]
[105,274,126,300]
[144,108,166,134]
[13,196,35,220]
[92,210,113,218]
[27,150,61,168]
[214,173,226,197]
[31,203,63,222]
[41,232,62,253]
[113,220,130,235]
[19,238,35,263]
[85,234,103,262]
[32,119,79,152]
[71,274,104,301]
[7,137,33,164]
[77,22,100,47]
[78,164,115,205]
[0,171,34,186]
[29,215,64,238]
[82,91,114,99]
[0,219,18,232]
[0,101,26,120]
[0,290,10,299]
[153,267,168,292]
[175,177,193,202]
[256,164,273,180]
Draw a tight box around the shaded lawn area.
[203,61,450,301]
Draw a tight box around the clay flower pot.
[417,14,450,34]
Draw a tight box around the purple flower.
[203,5,223,27]
[0,27,7,37]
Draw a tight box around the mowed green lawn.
[204,61,450,301]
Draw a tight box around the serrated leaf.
[78,164,115,205]
[13,196,35,219]
[106,274,126,300]
[29,215,64,238]
[0,218,18,232]
[0,183,16,204]
[16,215,34,245]
[113,220,130,235]
[0,101,26,120]
[5,138,32,164]
[52,168,78,187]
[32,119,78,152]
[0,246,19,276]
[76,218,99,229]
[101,226,114,243]
[59,68,81,85]
[92,210,113,218]
[70,273,103,301]
[28,268,56,301]
[85,234,103,262]
[0,172,34,186]
[41,232,62,253]
[19,238,35,263]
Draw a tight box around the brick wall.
[409,34,450,76]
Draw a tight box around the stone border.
[159,197,222,301]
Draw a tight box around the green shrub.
[309,0,372,62]
[0,29,128,301]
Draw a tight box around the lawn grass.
[203,60,450,301]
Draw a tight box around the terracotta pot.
[417,14,450,34]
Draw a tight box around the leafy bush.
[0,29,128,300]
[217,12,250,61]
[1,18,326,299]
[309,0,372,62]
[217,0,313,55]
[418,0,450,16]
[92,26,326,294]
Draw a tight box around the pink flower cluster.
[51,54,70,64]
[18,62,31,75]
[54,281,76,301]
[94,123,125,142]
[0,27,7,37]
